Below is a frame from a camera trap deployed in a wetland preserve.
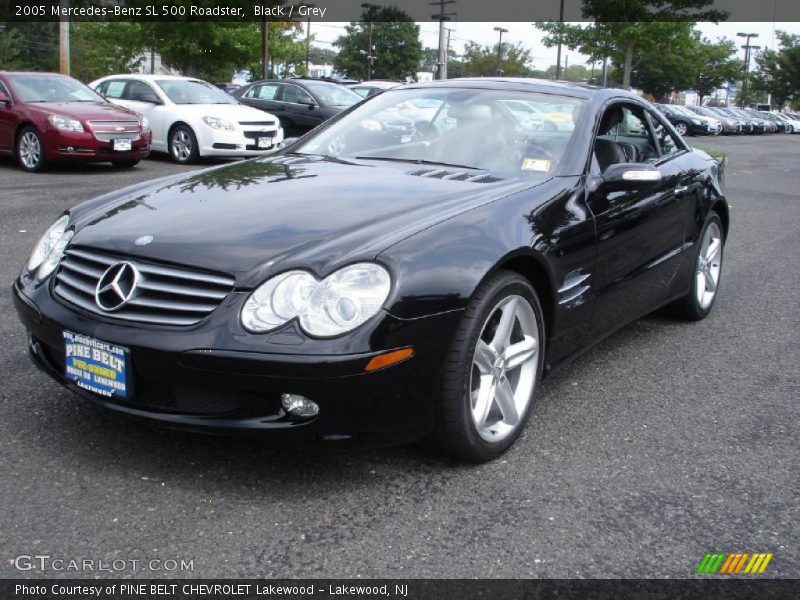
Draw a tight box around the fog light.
[281,393,319,418]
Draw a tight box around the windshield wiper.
[354,156,481,170]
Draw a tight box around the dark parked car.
[654,103,717,136]
[214,82,241,95]
[349,80,402,99]
[0,71,151,172]
[13,79,728,462]
[232,78,362,131]
[684,105,742,134]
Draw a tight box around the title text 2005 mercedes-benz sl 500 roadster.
[13,79,728,462]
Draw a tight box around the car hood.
[165,102,277,123]
[27,101,141,122]
[68,156,535,287]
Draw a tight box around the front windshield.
[156,79,236,105]
[296,87,585,177]
[8,75,103,103]
[302,82,361,107]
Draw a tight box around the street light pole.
[361,3,379,80]
[494,26,508,76]
[304,3,315,74]
[737,32,760,109]
[555,0,565,80]
[431,0,456,80]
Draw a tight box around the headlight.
[201,116,235,131]
[241,263,391,337]
[26,214,73,280]
[140,116,150,132]
[47,114,84,133]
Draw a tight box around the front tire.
[169,125,199,164]
[674,121,689,136]
[17,126,48,172]
[432,271,545,462]
[669,213,724,321]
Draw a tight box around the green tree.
[536,0,726,89]
[691,36,740,104]
[750,32,800,109]
[334,7,422,80]
[460,41,533,77]
[0,23,58,71]
[70,22,144,82]
[307,46,338,66]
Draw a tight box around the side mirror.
[593,163,662,192]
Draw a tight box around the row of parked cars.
[0,70,385,172]
[654,103,800,136]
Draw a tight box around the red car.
[0,71,151,172]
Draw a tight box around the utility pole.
[431,0,456,80]
[555,0,565,80]
[737,32,760,109]
[564,54,569,80]
[304,3,315,74]
[261,16,270,79]
[59,0,70,75]
[601,56,608,87]
[361,3,379,80]
[493,26,508,76]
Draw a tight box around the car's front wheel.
[433,271,544,462]
[674,121,689,136]
[17,126,48,172]
[169,125,199,164]
[669,213,724,320]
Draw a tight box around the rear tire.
[668,213,724,321]
[428,270,545,462]
[16,126,48,172]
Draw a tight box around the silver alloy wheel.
[696,221,722,309]
[675,122,688,135]
[171,129,192,161]
[469,294,539,442]
[19,131,41,169]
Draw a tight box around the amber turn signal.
[364,347,415,372]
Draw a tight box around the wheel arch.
[710,199,730,240]
[485,250,556,343]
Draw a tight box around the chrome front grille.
[87,120,142,142]
[53,247,235,327]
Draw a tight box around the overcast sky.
[310,21,800,71]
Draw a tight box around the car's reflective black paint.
[13,79,729,444]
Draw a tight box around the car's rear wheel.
[431,271,544,462]
[169,125,199,164]
[111,159,140,168]
[669,213,724,321]
[17,127,48,172]
[674,121,689,136]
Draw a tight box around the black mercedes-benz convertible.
[13,79,728,462]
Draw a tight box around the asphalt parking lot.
[0,136,798,579]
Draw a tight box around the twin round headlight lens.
[27,214,73,280]
[241,263,391,337]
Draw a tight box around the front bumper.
[197,125,284,157]
[44,129,151,161]
[13,279,461,443]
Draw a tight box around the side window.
[619,107,650,139]
[647,110,682,159]
[126,80,158,103]
[0,80,11,98]
[104,80,127,99]
[281,85,314,104]
[594,104,657,169]
[253,84,280,100]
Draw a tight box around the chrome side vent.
[53,247,235,327]
[407,169,503,183]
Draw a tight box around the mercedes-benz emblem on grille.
[95,262,140,311]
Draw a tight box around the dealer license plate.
[113,139,132,152]
[63,331,130,398]
[257,137,272,149]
